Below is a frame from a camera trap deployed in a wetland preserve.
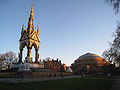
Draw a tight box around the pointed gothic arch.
[22,45,27,62]
[30,42,39,63]
[21,42,28,49]
[30,42,38,50]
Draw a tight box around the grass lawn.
[0,76,112,90]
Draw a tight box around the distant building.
[71,53,109,74]
[44,58,66,72]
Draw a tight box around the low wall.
[0,72,73,78]
[32,72,73,78]
[0,72,16,78]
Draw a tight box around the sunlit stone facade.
[71,53,109,74]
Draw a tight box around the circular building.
[71,53,109,74]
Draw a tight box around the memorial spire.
[27,4,34,34]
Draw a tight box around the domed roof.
[78,53,103,60]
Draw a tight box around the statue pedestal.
[16,70,32,78]
[16,63,32,78]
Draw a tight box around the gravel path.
[0,75,82,83]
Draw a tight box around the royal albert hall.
[71,53,109,74]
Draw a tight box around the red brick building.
[44,58,66,72]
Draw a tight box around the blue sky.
[0,0,119,65]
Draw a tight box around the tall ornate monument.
[18,4,40,63]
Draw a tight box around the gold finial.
[30,4,33,16]
[32,3,33,9]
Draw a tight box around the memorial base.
[16,70,32,78]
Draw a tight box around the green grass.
[0,77,112,90]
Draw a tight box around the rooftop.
[78,53,103,60]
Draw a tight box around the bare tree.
[0,54,6,67]
[0,51,18,70]
[5,51,17,62]
[111,24,120,66]
[102,46,118,63]
[103,23,120,66]
[102,49,114,64]
[104,0,120,66]
[105,0,120,14]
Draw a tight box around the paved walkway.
[0,75,82,83]
[110,75,120,90]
